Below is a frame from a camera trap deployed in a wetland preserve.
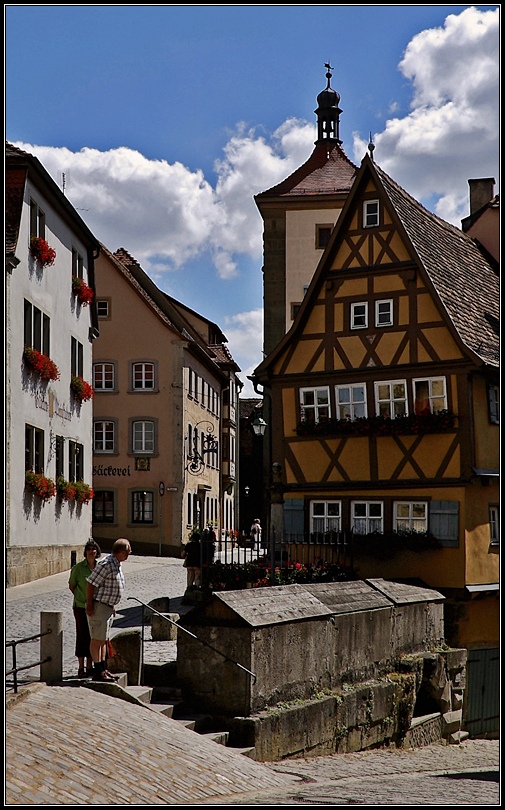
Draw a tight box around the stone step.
[123,685,153,704]
[232,746,256,759]
[199,730,230,746]
[148,699,183,718]
[173,713,212,732]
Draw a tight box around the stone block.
[107,630,142,686]
[451,689,464,710]
[442,709,462,735]
[151,613,179,641]
[144,596,170,625]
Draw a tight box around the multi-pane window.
[335,384,367,420]
[132,491,154,523]
[310,501,341,534]
[25,424,44,473]
[393,502,428,533]
[72,248,83,279]
[29,199,45,238]
[316,224,332,249]
[375,299,393,327]
[132,362,155,390]
[351,302,368,329]
[363,200,379,227]
[71,337,84,378]
[24,300,50,354]
[375,380,407,418]
[97,300,110,319]
[489,506,499,545]
[94,421,115,453]
[352,501,383,534]
[93,491,115,524]
[55,435,65,478]
[133,420,154,453]
[68,440,84,482]
[93,363,115,390]
[300,387,330,423]
[413,377,446,414]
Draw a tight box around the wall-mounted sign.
[135,457,150,471]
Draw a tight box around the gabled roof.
[255,142,357,202]
[254,154,499,376]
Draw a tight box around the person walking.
[182,531,201,590]
[250,518,262,549]
[85,537,131,682]
[68,539,101,679]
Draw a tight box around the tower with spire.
[255,66,357,356]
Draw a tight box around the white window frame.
[335,383,367,420]
[299,386,331,423]
[351,301,368,329]
[93,362,115,391]
[93,420,115,453]
[96,299,110,319]
[310,501,342,534]
[132,362,155,390]
[489,506,499,545]
[352,501,383,535]
[375,299,393,327]
[393,501,428,533]
[412,377,447,414]
[363,199,379,228]
[374,380,408,418]
[133,420,155,453]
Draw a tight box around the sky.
[5,5,500,396]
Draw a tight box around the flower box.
[72,277,94,306]
[295,410,457,438]
[57,476,77,502]
[73,481,94,504]
[25,470,56,502]
[23,346,60,381]
[30,236,56,268]
[70,375,94,402]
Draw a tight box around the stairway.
[111,680,256,759]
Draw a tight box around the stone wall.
[6,545,81,586]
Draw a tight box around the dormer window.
[363,200,379,228]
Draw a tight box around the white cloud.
[354,6,499,224]
[222,309,264,397]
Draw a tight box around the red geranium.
[25,470,56,502]
[72,277,94,306]
[30,236,56,268]
[70,375,94,402]
[74,481,94,504]
[23,346,60,381]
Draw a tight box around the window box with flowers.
[30,236,56,268]
[25,470,56,502]
[74,481,94,504]
[72,277,94,306]
[23,346,60,382]
[70,375,94,402]
[295,410,457,438]
[56,476,77,502]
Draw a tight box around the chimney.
[468,178,495,214]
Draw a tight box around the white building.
[6,143,100,585]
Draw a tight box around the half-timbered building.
[252,154,499,673]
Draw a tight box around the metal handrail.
[127,597,257,685]
[5,630,52,693]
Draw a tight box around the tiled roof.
[374,163,499,367]
[208,343,240,371]
[255,142,357,199]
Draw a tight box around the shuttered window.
[429,500,459,547]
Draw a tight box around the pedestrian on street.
[68,539,101,679]
[182,531,201,590]
[85,537,131,682]
[250,518,262,548]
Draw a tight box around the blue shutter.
[429,500,459,547]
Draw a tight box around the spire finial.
[368,132,375,161]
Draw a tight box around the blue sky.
[5,5,499,394]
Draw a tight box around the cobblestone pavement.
[5,556,501,805]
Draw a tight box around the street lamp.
[252,417,267,436]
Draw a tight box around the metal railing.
[5,630,52,694]
[127,597,257,685]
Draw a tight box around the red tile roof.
[255,142,357,200]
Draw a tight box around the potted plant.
[70,375,94,402]
[30,236,56,268]
[72,277,94,306]
[25,470,56,502]
[23,346,60,381]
